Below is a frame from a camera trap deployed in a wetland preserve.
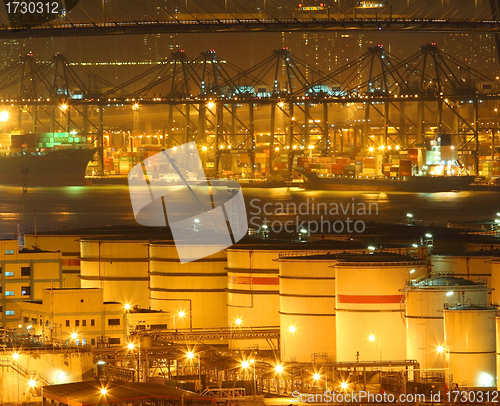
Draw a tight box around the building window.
[5,291,14,296]
[0,286,2,294]
[91,319,95,326]
[5,250,14,255]
[107,319,120,326]
[91,338,95,345]
[0,306,2,312]
[5,271,14,277]
[21,286,30,296]
[31,318,37,325]
[82,320,86,327]
[75,320,80,327]
[66,320,70,327]
[21,267,30,277]
[23,316,29,323]
[5,310,14,315]
[108,337,121,344]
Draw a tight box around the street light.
[124,303,131,311]
[0,111,9,121]
[12,352,19,361]
[28,379,43,405]
[241,358,257,400]
[368,334,382,361]
[186,350,201,392]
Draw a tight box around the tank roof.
[447,304,495,311]
[414,276,483,287]
[335,252,424,264]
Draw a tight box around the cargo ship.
[0,148,95,186]
[295,169,475,192]
[295,135,476,192]
[0,131,95,186]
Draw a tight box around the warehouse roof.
[42,381,216,406]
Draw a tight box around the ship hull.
[296,170,475,193]
[0,149,95,186]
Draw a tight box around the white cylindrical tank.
[226,247,282,330]
[149,242,227,329]
[496,316,500,391]
[335,253,427,362]
[444,305,496,388]
[406,276,488,371]
[490,259,500,305]
[432,254,492,295]
[278,255,336,363]
[80,238,150,307]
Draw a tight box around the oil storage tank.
[226,241,363,349]
[80,237,150,307]
[149,241,227,329]
[405,276,488,371]
[335,252,426,362]
[444,305,496,388]
[278,254,337,363]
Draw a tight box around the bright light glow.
[406,213,413,218]
[132,103,139,110]
[425,234,432,238]
[313,373,320,380]
[289,325,296,333]
[379,145,385,150]
[300,228,308,234]
[194,218,200,223]
[275,364,283,373]
[275,147,280,151]
[13,352,19,360]
[479,372,494,386]
[71,333,78,340]
[101,388,107,395]
[341,382,348,390]
[368,146,374,152]
[29,379,36,388]
[368,334,375,342]
[124,303,131,310]
[128,342,135,350]
[412,244,418,248]
[60,104,68,111]
[308,145,314,149]
[235,318,242,325]
[207,101,215,109]
[178,311,185,318]
[0,111,9,121]
[186,351,194,359]
[368,246,376,251]
[262,224,268,230]
[446,291,454,297]
[437,345,444,353]
[395,145,400,150]
[278,101,284,108]
[241,361,249,368]
[410,269,415,274]
[202,146,207,151]
[249,359,255,364]
[497,213,500,217]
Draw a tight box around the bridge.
[0,0,499,37]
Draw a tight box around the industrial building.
[0,239,62,327]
